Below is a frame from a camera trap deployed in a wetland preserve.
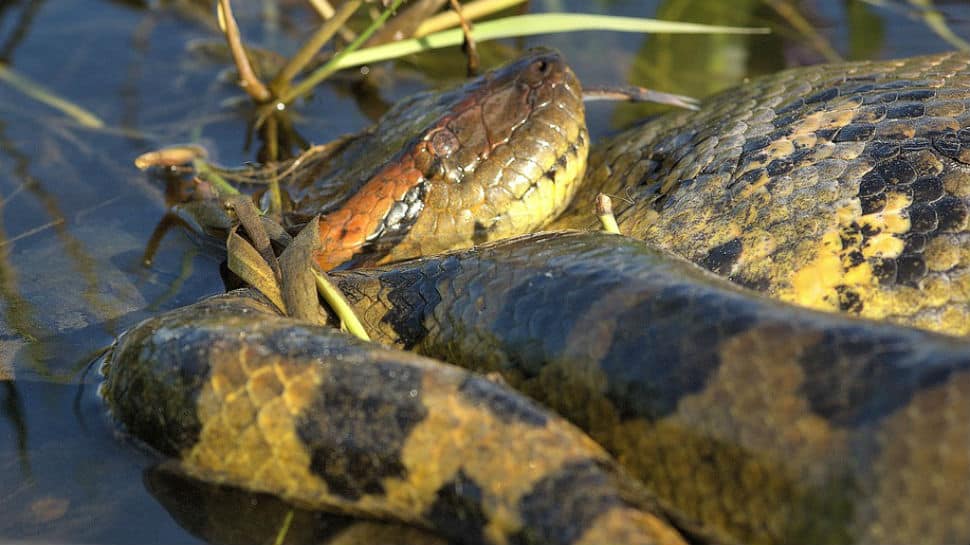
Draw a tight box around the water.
[0,0,968,543]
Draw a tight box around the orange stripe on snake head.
[314,148,429,270]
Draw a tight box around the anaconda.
[282,49,587,270]
[555,51,970,336]
[101,288,686,545]
[103,50,970,545]
[332,230,970,544]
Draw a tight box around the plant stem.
[415,0,525,37]
[280,0,407,105]
[270,0,362,95]
[217,0,272,102]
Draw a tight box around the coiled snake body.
[101,50,970,545]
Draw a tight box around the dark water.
[0,1,967,543]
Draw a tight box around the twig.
[583,85,699,110]
[216,0,272,102]
[307,0,335,18]
[280,0,407,105]
[415,0,525,37]
[448,0,480,75]
[269,0,362,95]
[308,0,358,41]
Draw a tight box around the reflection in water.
[847,0,886,60]
[611,0,771,128]
[0,1,46,63]
[0,166,50,375]
[0,380,29,478]
[144,464,449,545]
[0,120,127,379]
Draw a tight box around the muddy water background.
[1,1,968,543]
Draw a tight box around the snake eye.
[524,57,555,86]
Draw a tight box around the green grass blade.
[331,13,769,69]
[281,0,407,104]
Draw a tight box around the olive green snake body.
[101,50,970,545]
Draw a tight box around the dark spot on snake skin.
[714,158,738,175]
[900,137,931,152]
[886,103,925,119]
[739,152,768,170]
[458,375,547,427]
[858,171,885,197]
[934,196,969,232]
[487,270,602,379]
[600,286,754,419]
[512,459,623,545]
[840,225,861,249]
[815,128,837,141]
[898,89,936,101]
[766,156,796,177]
[296,361,428,500]
[912,176,944,203]
[872,258,898,284]
[860,224,880,239]
[881,80,919,90]
[805,87,840,105]
[836,286,863,313]
[863,140,900,160]
[425,470,489,545]
[772,113,799,131]
[846,251,865,267]
[731,273,770,292]
[860,193,887,215]
[844,82,875,94]
[903,233,927,253]
[376,260,455,349]
[702,238,742,275]
[108,325,213,456]
[770,148,812,175]
[908,203,939,233]
[775,97,805,115]
[741,135,771,154]
[958,127,970,144]
[728,168,765,191]
[857,103,888,124]
[873,91,900,104]
[833,123,875,143]
[933,131,962,159]
[472,220,490,245]
[797,329,961,426]
[893,184,915,201]
[875,158,918,186]
[896,255,928,286]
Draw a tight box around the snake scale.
[101,49,970,545]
